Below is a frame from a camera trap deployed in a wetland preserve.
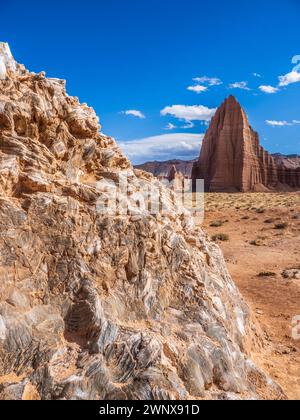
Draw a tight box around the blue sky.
[1,0,300,164]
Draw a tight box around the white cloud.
[118,133,203,165]
[259,85,279,94]
[266,120,292,127]
[164,123,177,130]
[160,104,216,122]
[181,121,195,129]
[193,76,222,86]
[266,119,300,127]
[229,81,251,91]
[122,110,146,119]
[253,73,262,78]
[187,85,208,94]
[278,71,300,87]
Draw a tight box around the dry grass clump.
[210,220,224,228]
[264,218,275,224]
[250,238,264,247]
[258,271,277,278]
[212,233,229,242]
[274,222,289,230]
[255,208,266,214]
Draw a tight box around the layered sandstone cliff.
[0,44,283,400]
[192,96,300,192]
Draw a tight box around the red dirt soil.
[200,193,300,400]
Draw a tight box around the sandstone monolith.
[192,96,300,192]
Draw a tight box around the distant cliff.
[136,154,300,190]
[135,159,197,178]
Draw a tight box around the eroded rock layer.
[0,44,284,400]
[192,96,300,192]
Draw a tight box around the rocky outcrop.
[0,43,284,400]
[192,96,300,192]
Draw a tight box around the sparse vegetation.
[282,268,300,279]
[212,233,229,242]
[196,192,300,399]
[258,271,277,278]
[210,220,224,228]
[250,238,264,246]
[202,192,300,212]
[274,222,288,230]
[264,218,275,224]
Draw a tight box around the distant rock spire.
[192,96,300,192]
[167,165,177,182]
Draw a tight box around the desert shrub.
[250,239,264,246]
[256,208,266,214]
[282,268,300,279]
[264,218,275,224]
[241,215,250,220]
[258,272,276,278]
[212,234,229,242]
[274,222,288,230]
[210,220,224,228]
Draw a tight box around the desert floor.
[197,193,300,400]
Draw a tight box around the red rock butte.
[192,96,300,192]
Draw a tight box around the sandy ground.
[197,193,300,400]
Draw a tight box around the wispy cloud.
[266,120,292,127]
[278,71,300,87]
[118,133,203,164]
[121,110,146,119]
[181,121,195,129]
[253,73,262,78]
[259,85,279,94]
[187,85,208,94]
[160,104,216,122]
[164,123,177,130]
[193,76,222,86]
[229,81,251,91]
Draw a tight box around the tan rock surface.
[0,44,284,400]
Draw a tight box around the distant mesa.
[137,96,300,192]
